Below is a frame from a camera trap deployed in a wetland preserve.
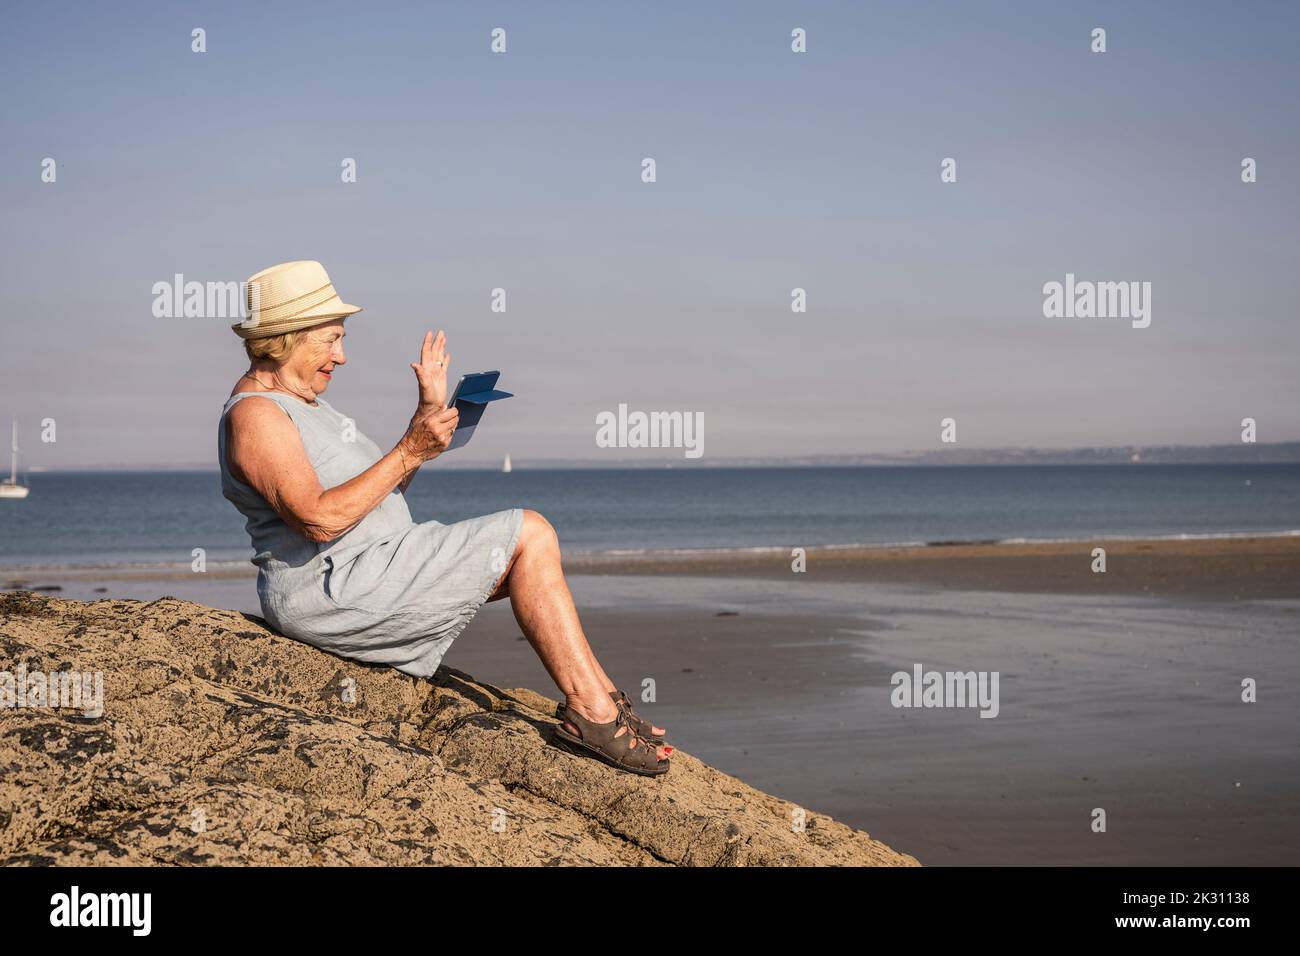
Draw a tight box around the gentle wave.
[566,529,1300,559]
[4,529,1298,575]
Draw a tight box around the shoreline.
[8,533,1299,602]
[567,534,1300,600]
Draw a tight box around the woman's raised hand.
[411,330,451,410]
[402,405,460,462]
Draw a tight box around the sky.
[1,0,1297,467]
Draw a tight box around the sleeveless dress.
[217,390,524,678]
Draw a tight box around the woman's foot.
[564,692,673,760]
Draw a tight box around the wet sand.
[457,575,1300,866]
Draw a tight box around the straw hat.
[231,260,363,339]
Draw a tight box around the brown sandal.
[555,690,668,745]
[553,703,671,777]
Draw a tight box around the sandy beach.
[563,534,1300,601]
[3,534,1298,865]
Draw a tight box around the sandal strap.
[617,730,664,771]
[562,703,662,770]
[613,689,661,738]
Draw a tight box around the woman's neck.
[243,365,318,405]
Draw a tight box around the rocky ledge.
[0,591,918,867]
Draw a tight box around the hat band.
[245,282,340,326]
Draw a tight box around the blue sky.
[1,1,1297,466]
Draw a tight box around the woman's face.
[285,319,347,394]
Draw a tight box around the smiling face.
[284,319,347,394]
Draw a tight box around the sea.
[2,463,1298,570]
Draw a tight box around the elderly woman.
[218,260,671,775]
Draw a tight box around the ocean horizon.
[3,463,1298,570]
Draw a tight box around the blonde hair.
[243,330,307,364]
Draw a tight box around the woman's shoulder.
[227,377,266,404]
[225,389,297,425]
[226,378,314,411]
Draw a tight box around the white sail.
[502,454,512,474]
[0,419,30,499]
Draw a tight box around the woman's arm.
[227,397,458,542]
[397,466,416,496]
[396,418,421,495]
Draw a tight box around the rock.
[0,591,918,867]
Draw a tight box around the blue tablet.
[444,370,513,451]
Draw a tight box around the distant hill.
[439,441,1300,468]
[39,441,1300,470]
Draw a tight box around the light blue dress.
[217,390,523,678]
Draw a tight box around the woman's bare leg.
[485,512,617,698]
[487,510,668,748]
[486,573,615,697]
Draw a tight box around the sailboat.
[0,419,30,499]
[502,454,512,474]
